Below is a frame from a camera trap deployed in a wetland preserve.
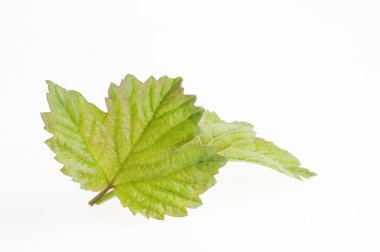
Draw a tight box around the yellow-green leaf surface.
[97,110,317,205]
[42,75,227,219]
[41,81,111,191]
[198,111,316,180]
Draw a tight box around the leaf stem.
[88,183,113,206]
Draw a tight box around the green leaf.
[42,75,227,219]
[41,81,112,191]
[42,75,315,219]
[96,110,317,206]
[198,111,316,180]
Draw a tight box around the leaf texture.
[41,81,111,191]
[96,110,317,206]
[42,75,315,219]
[198,111,316,180]
[42,75,227,219]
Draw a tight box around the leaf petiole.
[88,183,113,206]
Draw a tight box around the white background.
[1,1,379,251]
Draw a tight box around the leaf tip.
[173,76,183,85]
[45,80,56,90]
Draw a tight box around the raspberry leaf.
[42,75,315,219]
[198,111,316,180]
[42,76,227,219]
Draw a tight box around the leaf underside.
[42,74,315,219]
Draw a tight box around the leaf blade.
[43,76,227,219]
[199,111,316,180]
[105,76,226,218]
[42,81,117,191]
